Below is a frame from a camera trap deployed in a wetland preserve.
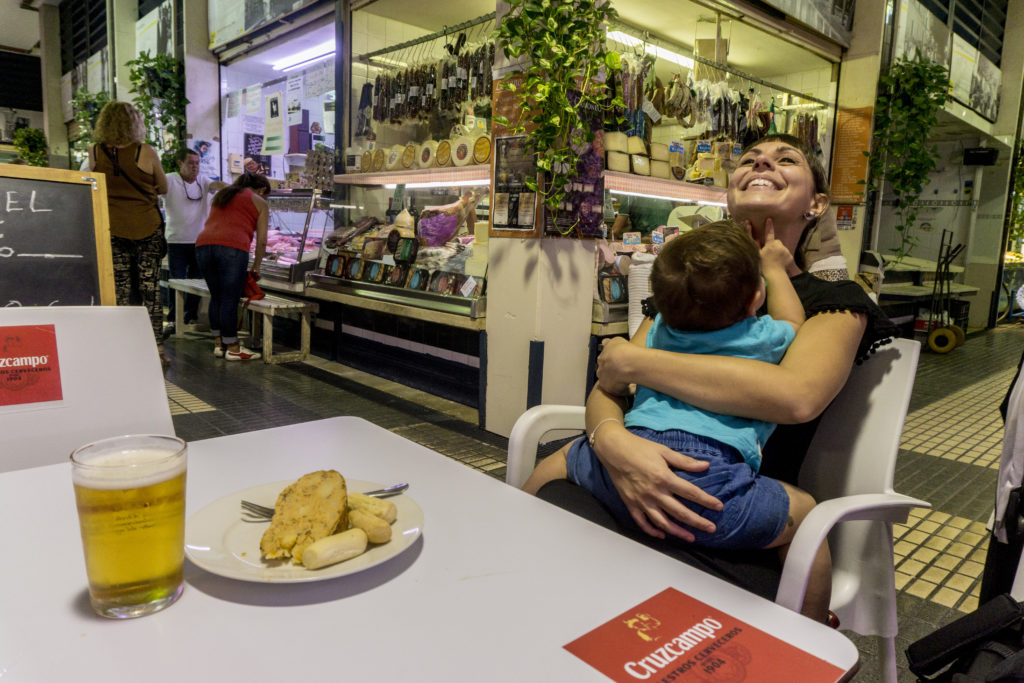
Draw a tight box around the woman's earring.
[804,211,817,220]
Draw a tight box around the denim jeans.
[196,244,249,344]
[167,243,201,323]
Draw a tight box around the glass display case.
[305,166,490,321]
[255,189,334,284]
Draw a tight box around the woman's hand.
[597,426,723,542]
[597,337,645,395]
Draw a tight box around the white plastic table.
[0,417,859,681]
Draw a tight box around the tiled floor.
[162,322,1024,681]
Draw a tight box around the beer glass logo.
[0,324,62,405]
[623,613,662,643]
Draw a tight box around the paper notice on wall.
[190,138,220,181]
[304,61,334,98]
[243,133,269,175]
[286,76,304,125]
[322,99,335,135]
[261,92,285,155]
[245,85,262,115]
[226,90,242,118]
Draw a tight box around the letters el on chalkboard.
[0,165,115,307]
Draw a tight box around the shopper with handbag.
[89,101,169,366]
[195,173,270,361]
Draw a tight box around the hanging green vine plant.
[13,127,48,166]
[863,50,951,262]
[494,0,623,234]
[70,88,111,157]
[125,51,189,173]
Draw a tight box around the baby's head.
[651,220,761,332]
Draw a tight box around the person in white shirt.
[164,148,225,328]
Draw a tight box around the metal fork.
[240,482,409,522]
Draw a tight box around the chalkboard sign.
[0,165,115,307]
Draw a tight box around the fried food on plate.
[260,470,348,564]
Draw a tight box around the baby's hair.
[651,220,761,331]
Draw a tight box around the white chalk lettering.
[28,191,51,212]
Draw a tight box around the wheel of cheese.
[401,143,418,169]
[372,148,385,172]
[472,135,492,164]
[452,136,473,167]
[650,142,669,162]
[651,160,671,179]
[360,151,373,173]
[418,140,438,168]
[630,154,651,176]
[605,131,628,153]
[627,136,647,155]
[607,151,630,173]
[436,139,453,167]
[384,145,404,171]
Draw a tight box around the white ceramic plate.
[185,479,423,583]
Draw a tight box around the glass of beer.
[71,435,187,619]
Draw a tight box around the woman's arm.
[586,318,724,541]
[250,193,269,275]
[142,145,168,194]
[590,310,866,539]
[598,310,867,424]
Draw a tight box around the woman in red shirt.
[195,173,269,361]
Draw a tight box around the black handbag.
[906,593,1024,682]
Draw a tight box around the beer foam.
[72,447,186,489]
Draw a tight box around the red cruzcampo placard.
[0,325,62,406]
[564,588,845,682]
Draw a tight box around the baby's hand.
[759,218,795,274]
[761,239,794,273]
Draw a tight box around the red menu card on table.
[0,325,62,407]
[565,588,846,683]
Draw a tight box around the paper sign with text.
[564,588,845,683]
[0,325,62,407]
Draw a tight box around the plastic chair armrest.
[505,405,586,488]
[775,493,931,611]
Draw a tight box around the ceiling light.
[272,40,336,71]
[606,30,695,69]
[370,56,408,69]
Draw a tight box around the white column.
[485,238,595,436]
[38,3,69,168]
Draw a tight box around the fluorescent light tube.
[273,40,336,71]
[606,30,695,69]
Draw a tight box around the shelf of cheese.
[603,171,728,205]
[334,165,490,187]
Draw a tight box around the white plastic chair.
[0,306,174,473]
[506,337,926,683]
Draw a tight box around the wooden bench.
[167,278,318,364]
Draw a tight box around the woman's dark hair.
[740,133,830,269]
[212,173,270,208]
[651,220,761,332]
